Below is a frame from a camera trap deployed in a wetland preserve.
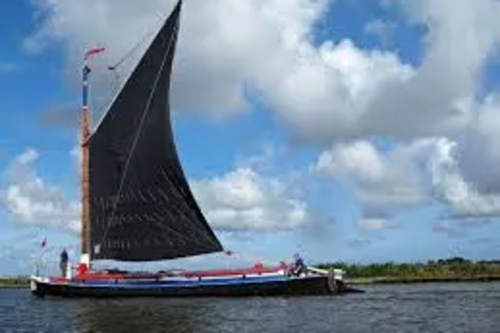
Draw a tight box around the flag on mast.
[84,47,106,60]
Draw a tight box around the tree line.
[317,257,500,278]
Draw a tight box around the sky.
[1,0,500,275]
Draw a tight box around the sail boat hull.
[30,271,363,298]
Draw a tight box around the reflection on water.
[74,298,301,333]
[75,299,212,333]
[2,283,500,332]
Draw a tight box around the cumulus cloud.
[25,0,500,143]
[0,146,311,235]
[313,131,500,223]
[429,137,500,219]
[367,0,500,139]
[24,0,333,118]
[313,130,500,224]
[313,139,434,221]
[191,167,312,232]
[0,149,80,234]
[453,95,500,195]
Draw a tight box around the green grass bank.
[0,277,29,288]
[318,257,500,285]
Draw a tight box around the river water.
[1,282,500,332]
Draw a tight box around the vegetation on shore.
[0,277,29,288]
[317,257,500,284]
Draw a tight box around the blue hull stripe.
[49,275,320,289]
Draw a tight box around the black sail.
[89,0,223,261]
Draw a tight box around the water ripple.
[2,283,500,333]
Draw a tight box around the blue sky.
[1,0,500,276]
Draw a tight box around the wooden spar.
[80,47,105,268]
[81,103,91,265]
[80,58,91,268]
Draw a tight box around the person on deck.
[60,248,69,277]
[290,253,306,276]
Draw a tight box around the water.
[2,283,500,332]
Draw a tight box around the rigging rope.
[107,31,154,93]
[108,31,154,73]
[106,12,167,77]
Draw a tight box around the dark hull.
[30,275,363,298]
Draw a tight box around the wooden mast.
[81,47,105,269]
[81,57,91,268]
[81,103,90,266]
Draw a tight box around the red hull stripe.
[50,265,289,283]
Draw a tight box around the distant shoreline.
[319,258,500,285]
[0,278,29,289]
[347,275,500,285]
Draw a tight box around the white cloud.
[0,149,80,234]
[268,39,414,141]
[356,0,500,140]
[26,0,500,143]
[429,137,500,218]
[313,139,433,219]
[313,130,500,222]
[191,167,312,232]
[453,95,500,195]
[314,129,500,223]
[25,0,333,118]
[1,146,311,235]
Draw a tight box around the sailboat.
[29,0,362,298]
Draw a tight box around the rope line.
[108,31,154,72]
